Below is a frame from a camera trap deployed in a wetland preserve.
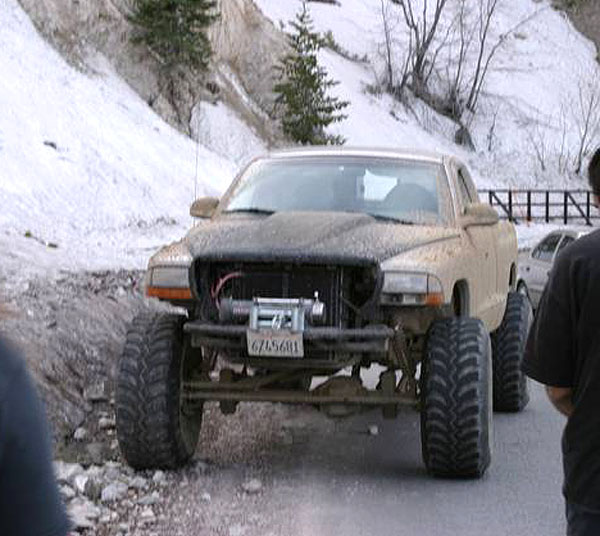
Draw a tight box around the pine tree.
[129,0,219,71]
[274,3,349,145]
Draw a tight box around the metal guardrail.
[478,189,598,226]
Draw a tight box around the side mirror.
[190,197,219,219]
[461,203,499,228]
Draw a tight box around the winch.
[218,294,326,332]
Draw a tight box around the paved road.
[162,380,566,536]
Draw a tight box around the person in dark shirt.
[0,334,70,536]
[523,147,600,536]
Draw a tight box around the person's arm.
[546,386,574,417]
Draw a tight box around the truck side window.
[456,169,472,212]
[459,168,479,202]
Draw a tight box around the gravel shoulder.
[0,268,156,450]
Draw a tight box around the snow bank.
[191,101,266,166]
[0,0,237,272]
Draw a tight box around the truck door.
[455,166,498,320]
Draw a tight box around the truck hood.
[186,211,459,265]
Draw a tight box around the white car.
[517,229,590,309]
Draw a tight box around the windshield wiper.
[223,208,275,215]
[365,213,415,225]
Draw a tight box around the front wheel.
[420,317,492,479]
[116,313,203,470]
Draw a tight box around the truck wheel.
[492,292,531,412]
[116,313,202,470]
[421,317,492,478]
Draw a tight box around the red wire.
[211,271,244,302]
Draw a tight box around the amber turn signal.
[146,287,193,301]
[424,293,444,307]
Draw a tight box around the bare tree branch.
[390,0,449,94]
[380,0,395,91]
[557,106,571,176]
[465,0,499,111]
[467,7,542,112]
[526,122,548,173]
[572,77,600,174]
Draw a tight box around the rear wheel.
[421,317,492,478]
[116,313,202,470]
[492,292,531,412]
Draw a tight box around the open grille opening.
[196,261,379,328]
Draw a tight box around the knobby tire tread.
[492,292,530,412]
[116,313,200,470]
[421,317,492,478]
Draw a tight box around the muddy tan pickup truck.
[116,148,531,479]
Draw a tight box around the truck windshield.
[221,156,452,225]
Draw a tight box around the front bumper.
[184,322,393,356]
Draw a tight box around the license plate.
[246,329,304,358]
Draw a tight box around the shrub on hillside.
[274,2,350,145]
[129,0,219,71]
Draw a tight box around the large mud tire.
[116,313,202,470]
[421,317,492,479]
[492,292,531,412]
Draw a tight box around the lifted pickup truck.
[116,147,531,478]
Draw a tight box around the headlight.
[146,242,193,301]
[146,266,192,300]
[381,272,444,306]
[383,273,428,294]
[150,266,190,288]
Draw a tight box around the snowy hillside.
[249,0,600,247]
[1,0,599,286]
[0,0,242,278]
[255,0,599,190]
